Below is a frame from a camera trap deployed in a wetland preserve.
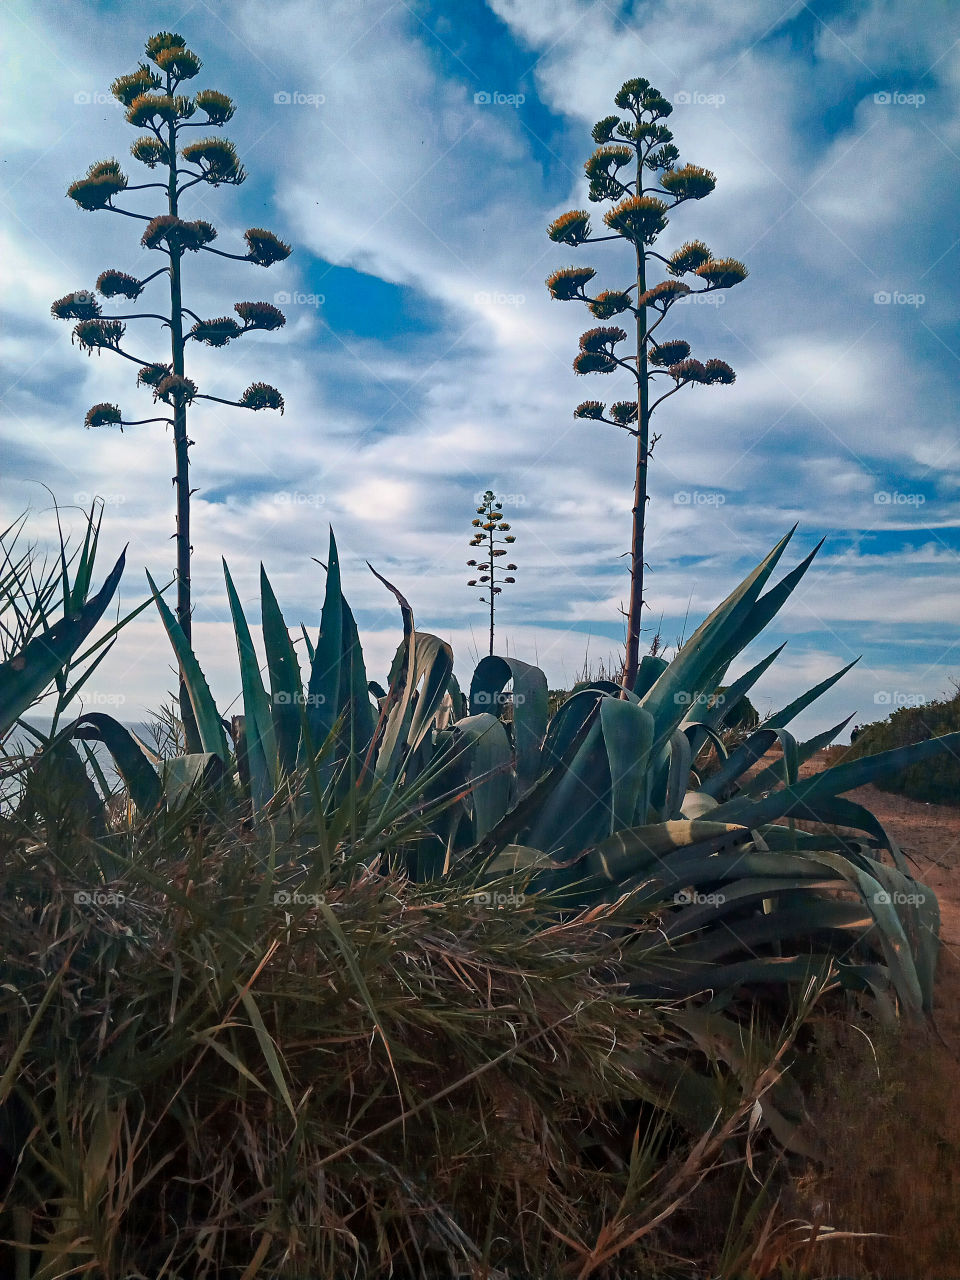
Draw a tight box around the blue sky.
[1,0,958,736]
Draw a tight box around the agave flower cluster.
[468,490,518,655]
[546,76,748,692]
[51,31,290,432]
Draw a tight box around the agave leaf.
[304,528,343,759]
[470,655,548,793]
[600,696,654,830]
[449,712,513,840]
[146,570,228,759]
[223,560,277,809]
[259,566,302,779]
[0,547,126,737]
[745,715,855,797]
[68,712,162,812]
[762,657,860,731]
[339,593,376,765]
[633,654,668,698]
[161,752,225,809]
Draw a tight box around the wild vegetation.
[844,685,960,805]
[1,38,957,1280]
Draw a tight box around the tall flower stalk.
[547,76,747,694]
[51,30,290,747]
[467,490,518,656]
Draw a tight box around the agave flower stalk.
[467,490,518,656]
[51,32,291,748]
[547,77,747,695]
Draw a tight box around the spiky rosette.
[189,316,243,346]
[545,266,596,300]
[610,401,638,424]
[137,362,170,388]
[234,301,286,331]
[84,402,122,429]
[145,31,186,61]
[240,382,284,413]
[155,374,198,406]
[244,228,292,267]
[180,137,246,185]
[580,326,627,353]
[111,65,160,107]
[667,240,713,276]
[668,357,708,384]
[67,159,127,211]
[141,215,217,252]
[194,89,235,124]
[695,258,749,289]
[648,339,691,366]
[573,351,617,375]
[51,291,100,321]
[152,45,201,78]
[588,290,633,319]
[602,195,668,245]
[703,358,736,384]
[637,280,692,308]
[96,270,142,300]
[126,93,179,128]
[72,319,124,354]
[130,136,169,168]
[574,400,606,420]
[547,209,591,246]
[660,163,716,201]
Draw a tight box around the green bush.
[846,687,960,806]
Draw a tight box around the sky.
[1,0,958,740]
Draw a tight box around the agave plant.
[66,525,956,1039]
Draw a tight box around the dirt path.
[802,752,960,1048]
